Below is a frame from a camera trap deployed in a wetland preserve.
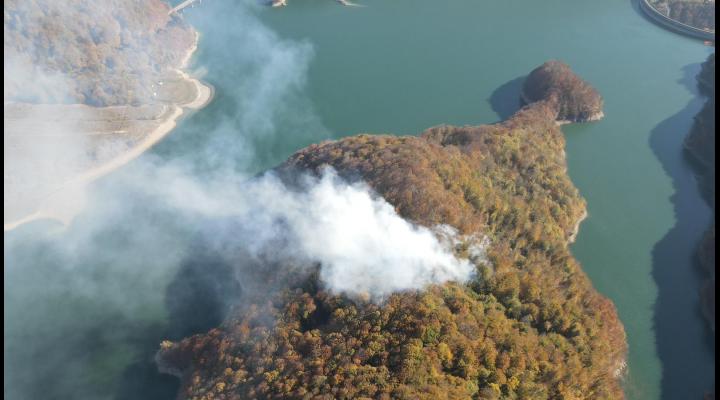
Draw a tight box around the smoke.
[4,0,483,399]
[108,162,478,301]
[250,169,476,300]
[172,0,322,173]
[3,56,74,104]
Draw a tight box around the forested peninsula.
[157,61,627,400]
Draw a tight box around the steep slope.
[157,61,627,400]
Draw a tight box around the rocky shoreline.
[520,91,605,125]
[681,52,715,400]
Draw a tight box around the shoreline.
[270,0,364,6]
[638,0,715,41]
[568,208,588,244]
[3,31,213,232]
[556,111,605,126]
[520,91,605,125]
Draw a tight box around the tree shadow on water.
[488,76,526,121]
[114,229,243,400]
[649,62,715,400]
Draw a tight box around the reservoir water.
[4,0,714,399]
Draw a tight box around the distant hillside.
[4,0,196,106]
[649,0,715,31]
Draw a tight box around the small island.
[522,60,605,124]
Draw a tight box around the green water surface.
[5,0,714,399]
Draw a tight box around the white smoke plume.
[4,0,484,398]
[3,55,74,103]
[118,163,479,300]
[278,170,475,299]
[3,0,478,300]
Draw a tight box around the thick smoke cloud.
[248,169,476,300]
[3,56,73,103]
[4,0,477,299]
[4,1,483,399]
[110,162,478,300]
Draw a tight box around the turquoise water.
[249,1,714,398]
[4,0,714,398]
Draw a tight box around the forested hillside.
[157,61,627,400]
[4,0,195,106]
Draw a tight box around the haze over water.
[5,0,714,399]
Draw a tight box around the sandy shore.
[4,31,213,232]
[568,208,588,244]
[60,74,213,188]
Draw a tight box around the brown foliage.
[522,60,604,123]
[4,0,195,106]
[157,63,627,399]
[668,1,715,31]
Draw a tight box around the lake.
[4,0,714,399]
